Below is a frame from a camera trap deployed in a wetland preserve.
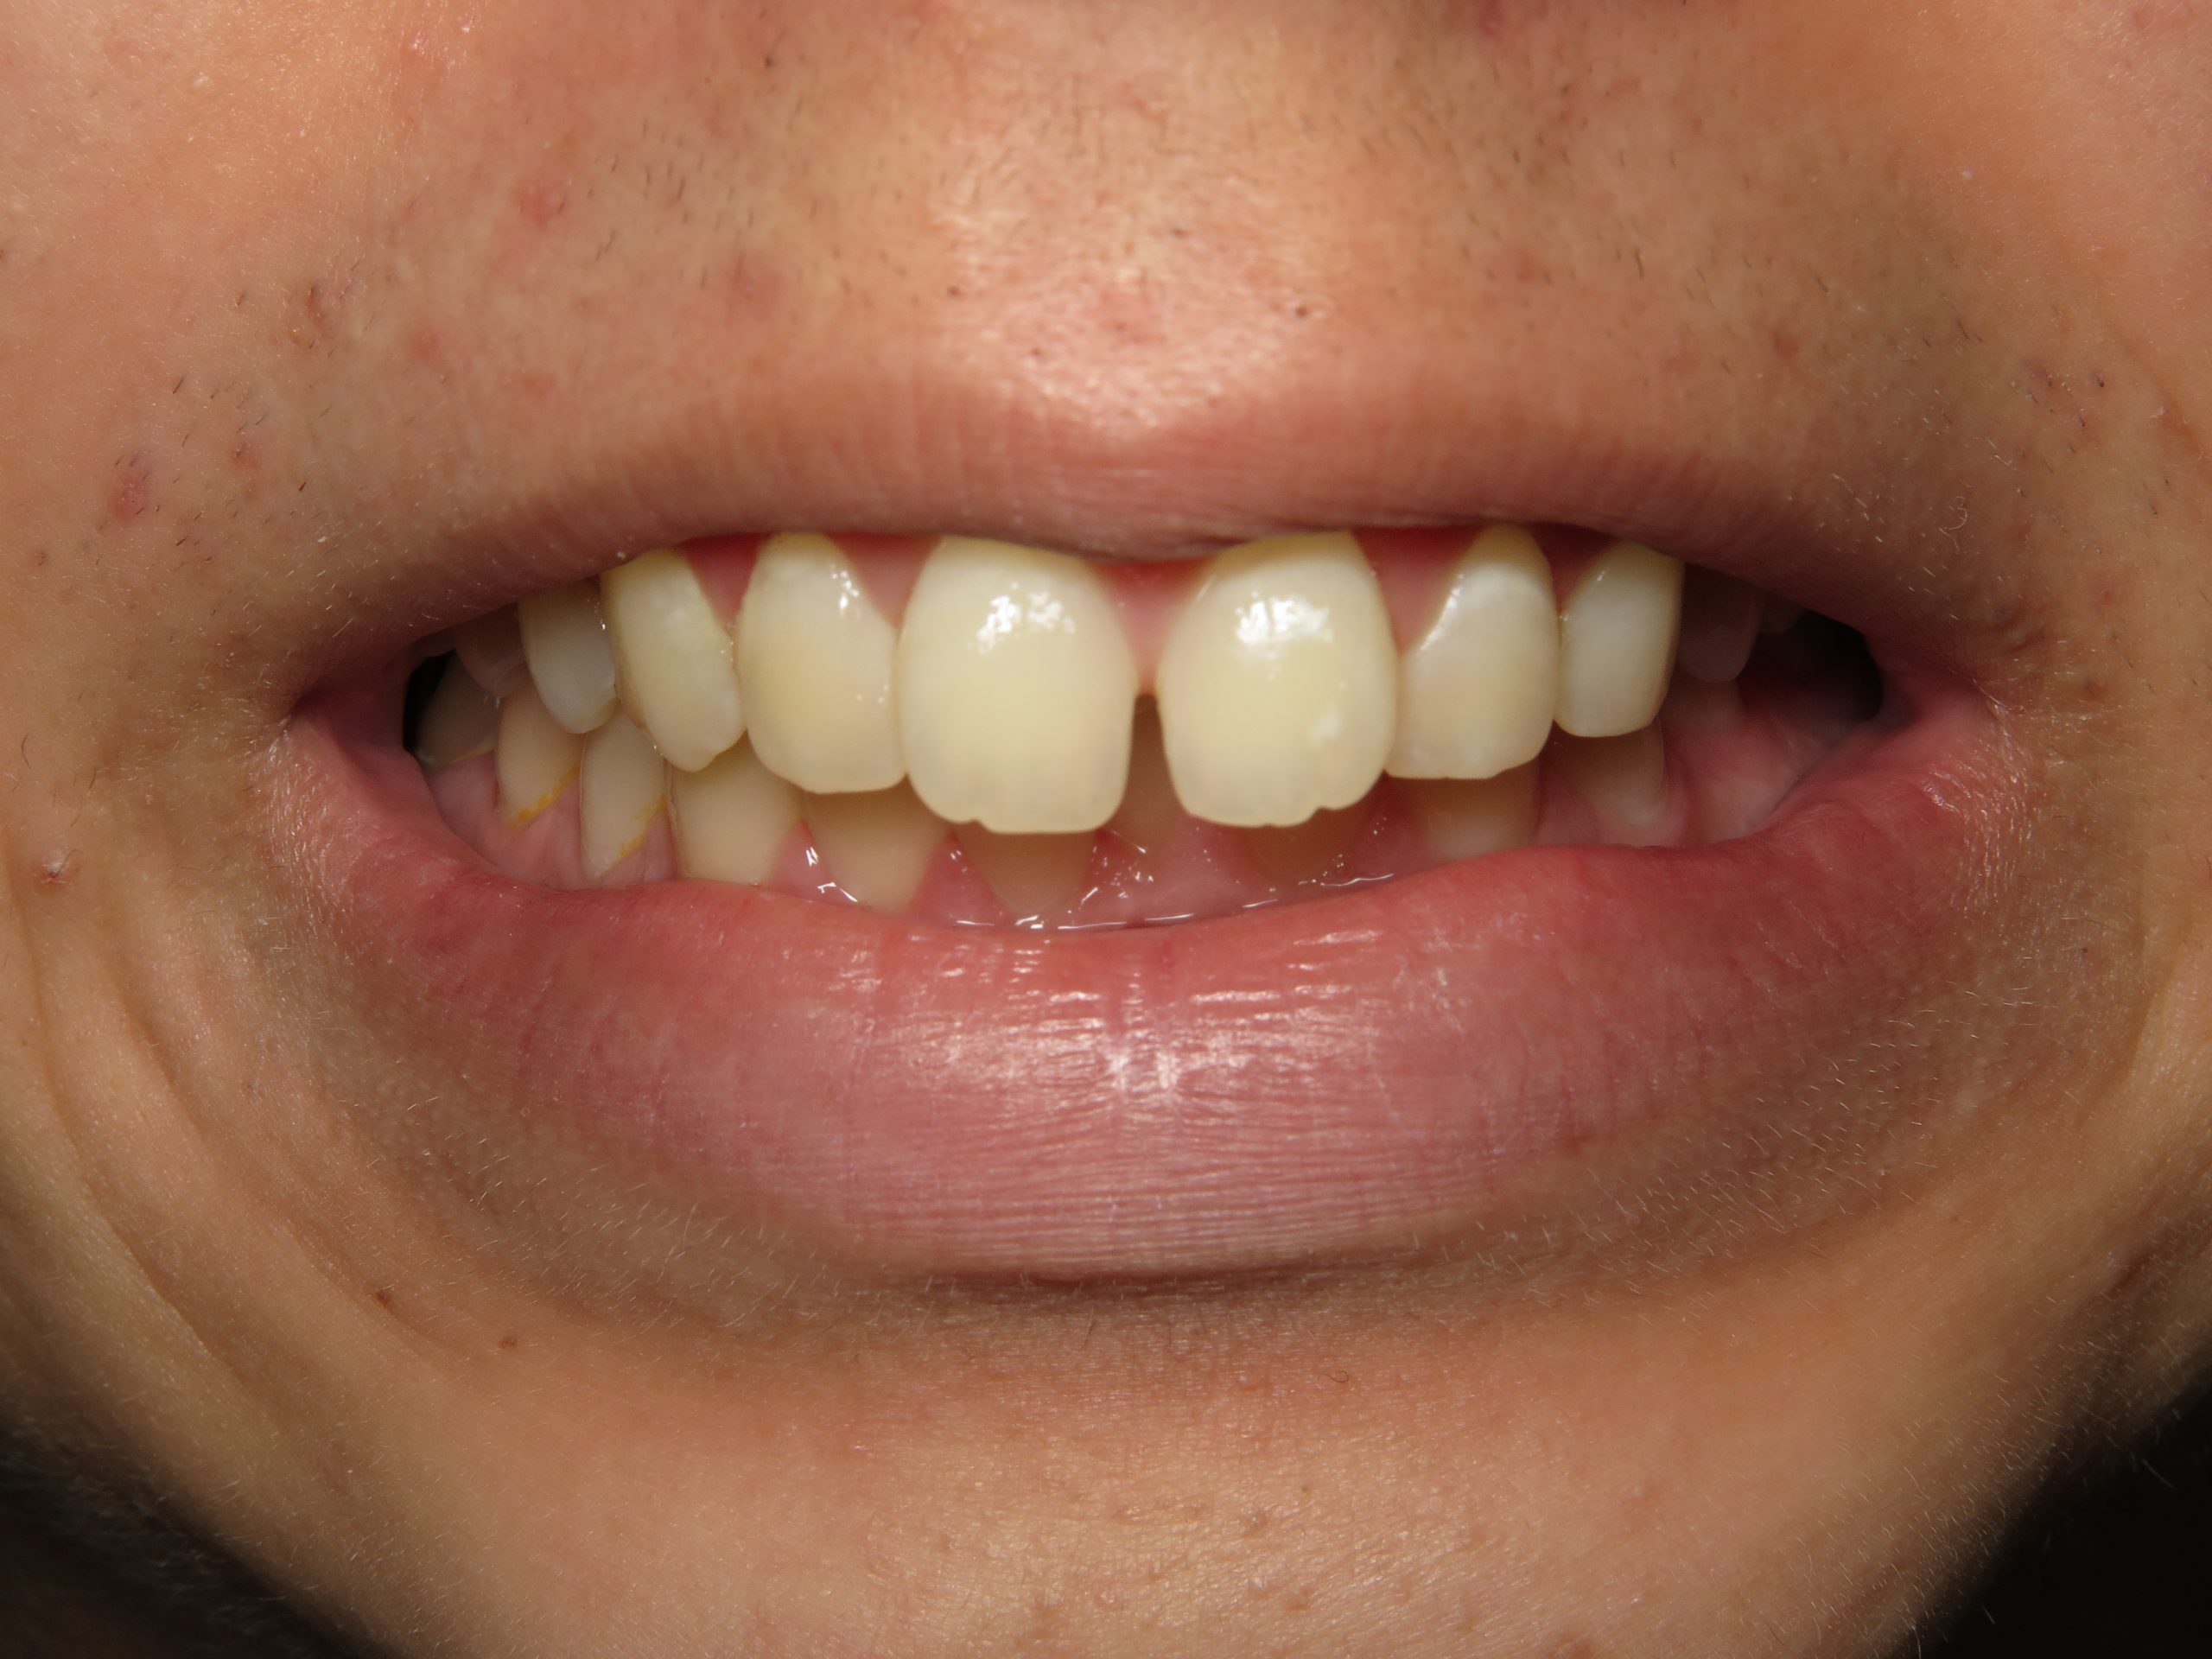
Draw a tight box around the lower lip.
[281,668,2017,1278]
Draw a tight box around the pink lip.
[279,658,2018,1279]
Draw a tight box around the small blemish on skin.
[108,455,151,524]
[36,852,75,887]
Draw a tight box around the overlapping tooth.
[1156,533,1396,828]
[1677,569,1761,685]
[601,549,745,772]
[956,826,1095,922]
[670,740,799,885]
[416,659,499,768]
[1555,542,1683,739]
[495,683,584,829]
[1389,525,1560,780]
[897,538,1136,835]
[737,534,903,793]
[804,785,947,912]
[578,713,667,880]
[1400,766,1541,860]
[518,582,620,735]
[454,607,530,697]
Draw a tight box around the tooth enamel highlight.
[454,607,531,698]
[736,534,903,794]
[495,683,584,829]
[1400,766,1541,861]
[578,713,668,880]
[601,549,745,772]
[518,582,621,736]
[956,825,1095,922]
[804,785,947,912]
[416,659,500,768]
[1554,728,1669,830]
[1555,542,1684,739]
[1677,569,1761,685]
[1388,525,1560,780]
[1155,534,1396,828]
[896,538,1137,835]
[670,740,800,886]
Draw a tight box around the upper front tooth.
[518,582,621,735]
[737,534,903,794]
[601,549,745,772]
[1155,533,1396,828]
[896,538,1137,835]
[1388,525,1560,780]
[1555,542,1683,739]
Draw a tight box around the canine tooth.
[1677,569,1761,684]
[1400,766,1541,860]
[1388,525,1559,779]
[804,785,947,912]
[518,582,620,735]
[1156,534,1396,827]
[956,825,1095,922]
[737,534,903,793]
[579,713,667,880]
[1243,803,1369,886]
[601,549,745,772]
[898,538,1137,835]
[495,683,584,829]
[670,740,799,885]
[1554,727,1669,828]
[454,607,530,697]
[1555,542,1683,739]
[416,659,499,768]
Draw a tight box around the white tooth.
[578,713,667,880]
[1676,569,1761,684]
[1554,727,1669,830]
[670,740,799,886]
[1399,766,1540,861]
[454,607,531,697]
[897,538,1136,835]
[1388,525,1560,780]
[518,582,621,735]
[601,549,745,772]
[736,534,903,793]
[1155,533,1396,828]
[955,825,1095,922]
[1555,542,1683,739]
[495,683,583,829]
[416,659,500,768]
[804,785,947,912]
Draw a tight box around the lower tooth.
[601,549,745,772]
[955,825,1095,922]
[1388,525,1559,780]
[1555,542,1684,739]
[1242,803,1369,886]
[1676,569,1761,685]
[416,659,499,768]
[518,582,621,735]
[670,740,799,885]
[804,785,947,912]
[1553,728,1669,830]
[578,714,668,880]
[495,683,584,829]
[1399,766,1541,861]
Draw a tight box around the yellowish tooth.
[897,538,1137,835]
[1399,766,1541,861]
[1242,803,1369,886]
[1677,569,1761,685]
[495,683,583,829]
[1155,533,1397,828]
[1388,525,1560,780]
[601,549,744,772]
[955,825,1095,922]
[736,534,903,793]
[1555,542,1684,739]
[416,658,499,768]
[454,607,531,697]
[1553,728,1669,830]
[578,713,667,880]
[518,582,621,735]
[669,740,799,885]
[804,785,947,912]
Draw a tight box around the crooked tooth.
[578,713,667,880]
[1156,533,1396,828]
[670,740,799,886]
[897,538,1136,835]
[1554,727,1669,830]
[454,607,530,697]
[1400,766,1540,861]
[956,825,1095,922]
[416,658,499,768]
[601,549,745,772]
[1388,525,1560,780]
[495,683,583,829]
[1677,569,1761,685]
[737,534,903,793]
[805,785,947,912]
[1555,542,1683,739]
[518,582,620,735]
